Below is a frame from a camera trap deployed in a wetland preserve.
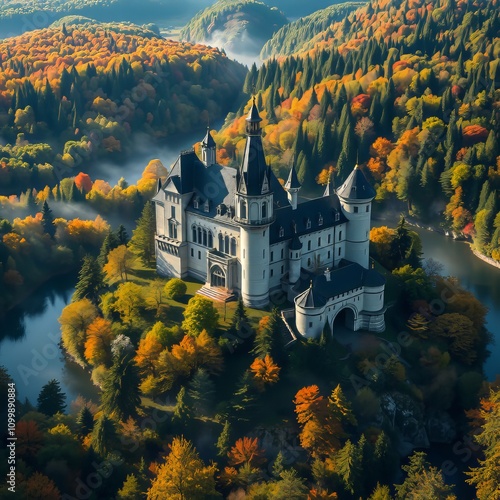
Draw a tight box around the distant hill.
[0,0,213,38]
[259,0,357,18]
[260,2,365,59]
[180,0,288,56]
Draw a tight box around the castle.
[153,100,386,338]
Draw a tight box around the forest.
[216,0,500,260]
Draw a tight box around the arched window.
[218,233,224,252]
[208,232,213,248]
[262,202,267,219]
[203,229,208,247]
[231,237,237,256]
[192,226,197,243]
[240,200,247,219]
[224,235,230,254]
[197,227,202,244]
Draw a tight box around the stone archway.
[210,265,226,288]
[332,305,357,331]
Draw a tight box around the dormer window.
[318,213,323,226]
[227,206,233,218]
[193,197,200,209]
[217,205,222,216]
[279,226,284,238]
[335,212,340,222]
[306,218,311,229]
[204,200,210,213]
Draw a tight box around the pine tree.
[41,200,56,239]
[73,255,103,304]
[101,352,141,421]
[117,474,141,500]
[172,386,192,428]
[91,415,117,456]
[76,406,94,437]
[188,368,215,417]
[116,224,129,245]
[216,420,232,458]
[130,202,156,266]
[98,231,120,267]
[37,379,66,416]
[230,371,257,422]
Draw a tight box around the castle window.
[309,322,313,328]
[318,214,323,226]
[306,218,311,229]
[204,200,210,213]
[193,198,199,209]
[168,220,177,239]
[192,226,197,243]
[217,205,222,215]
[279,226,284,238]
[339,231,342,240]
[338,247,341,256]
[270,269,274,277]
[328,251,331,259]
[281,265,284,274]
[308,241,311,251]
[208,232,213,248]
[328,234,331,244]
[171,206,176,218]
[225,235,230,254]
[191,248,194,257]
[218,233,223,252]
[198,227,202,243]
[203,229,208,247]
[263,249,265,258]
[270,251,274,262]
[366,205,370,212]
[231,238,237,256]
[335,212,340,221]
[198,251,201,259]
[281,249,284,259]
[240,201,247,219]
[262,203,267,219]
[318,237,321,247]
[263,230,266,236]
[307,258,311,266]
[227,206,233,218]
[354,206,359,213]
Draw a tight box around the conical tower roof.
[336,165,376,201]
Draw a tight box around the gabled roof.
[285,164,301,190]
[336,165,376,201]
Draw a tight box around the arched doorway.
[333,306,356,331]
[211,265,226,288]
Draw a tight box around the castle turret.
[284,162,301,209]
[336,165,376,269]
[235,98,274,308]
[288,233,302,283]
[201,127,216,166]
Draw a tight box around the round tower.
[235,98,274,308]
[336,165,376,269]
[288,234,302,283]
[201,127,216,166]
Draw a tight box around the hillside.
[217,0,500,260]
[180,0,288,56]
[0,0,214,38]
[0,22,246,194]
[260,1,365,59]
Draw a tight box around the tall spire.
[237,98,270,195]
[323,170,335,197]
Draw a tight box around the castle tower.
[288,233,302,283]
[336,165,376,269]
[235,98,273,308]
[201,127,216,166]
[284,162,301,209]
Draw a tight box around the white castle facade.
[153,100,385,338]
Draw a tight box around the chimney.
[324,268,331,282]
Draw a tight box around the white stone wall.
[340,200,371,269]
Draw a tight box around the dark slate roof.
[293,261,386,305]
[202,127,216,148]
[285,164,301,190]
[270,194,348,244]
[289,234,302,250]
[247,99,262,122]
[296,284,327,308]
[238,133,270,196]
[336,166,376,201]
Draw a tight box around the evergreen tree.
[230,371,257,422]
[188,368,215,417]
[98,231,120,267]
[73,255,103,304]
[130,202,156,265]
[101,352,141,421]
[91,415,117,456]
[41,200,56,239]
[117,474,141,500]
[37,379,66,416]
[116,224,129,245]
[216,420,232,458]
[336,439,364,497]
[229,298,250,342]
[172,386,192,428]
[76,406,95,437]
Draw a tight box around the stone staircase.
[197,286,236,303]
